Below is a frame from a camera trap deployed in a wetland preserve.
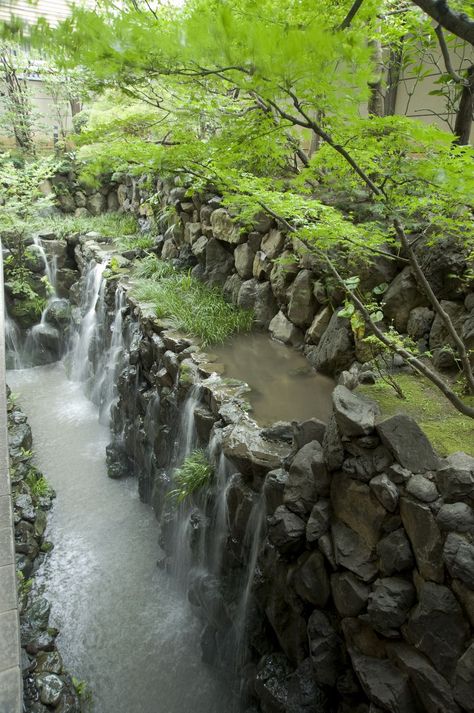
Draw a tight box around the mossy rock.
[357,374,474,457]
[9,296,44,330]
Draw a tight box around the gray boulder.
[263,469,289,516]
[400,497,444,582]
[285,441,329,514]
[407,307,435,340]
[210,208,243,244]
[306,310,355,376]
[376,529,414,576]
[383,266,426,332]
[269,311,304,346]
[291,551,330,607]
[437,502,474,532]
[406,473,439,503]
[436,452,474,505]
[367,577,416,635]
[288,270,315,328]
[330,571,370,617]
[307,610,343,687]
[331,474,386,548]
[306,500,330,544]
[306,307,332,345]
[443,532,474,588]
[350,653,418,713]
[204,238,234,287]
[331,520,378,582]
[268,505,306,556]
[234,242,256,279]
[332,385,379,437]
[377,414,440,472]
[454,643,474,713]
[369,474,399,512]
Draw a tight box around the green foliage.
[168,450,214,504]
[114,232,155,251]
[131,258,254,345]
[41,211,139,239]
[26,468,53,499]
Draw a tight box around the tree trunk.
[454,64,474,145]
[384,46,403,116]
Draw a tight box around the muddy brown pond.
[213,332,334,425]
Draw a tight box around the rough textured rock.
[285,441,329,514]
[400,497,444,582]
[331,572,370,617]
[331,474,386,548]
[332,386,379,437]
[369,474,399,513]
[429,300,467,351]
[406,473,439,503]
[307,610,342,687]
[436,452,474,505]
[263,469,289,516]
[204,238,235,287]
[306,307,332,345]
[437,502,474,532]
[367,577,416,635]
[261,229,285,260]
[306,500,330,544]
[387,642,462,713]
[210,208,243,244]
[377,415,439,472]
[306,310,355,376]
[222,422,291,477]
[291,551,330,607]
[407,306,435,340]
[237,279,278,329]
[288,270,315,327]
[268,505,306,555]
[331,521,378,582]
[255,653,292,713]
[269,311,304,346]
[292,419,326,452]
[443,532,474,588]
[350,653,418,713]
[322,414,344,472]
[383,266,426,332]
[453,643,474,713]
[376,529,414,576]
[234,242,257,279]
[403,581,470,680]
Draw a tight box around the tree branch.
[411,0,474,47]
[434,24,466,83]
[338,0,365,30]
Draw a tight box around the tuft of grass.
[168,450,214,504]
[26,469,53,498]
[41,212,139,239]
[357,373,474,457]
[131,258,254,346]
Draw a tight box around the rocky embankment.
[8,390,82,713]
[71,237,474,713]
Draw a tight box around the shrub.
[168,449,213,504]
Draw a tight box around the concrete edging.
[0,242,22,712]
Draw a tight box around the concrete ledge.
[0,244,22,711]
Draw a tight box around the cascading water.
[32,234,58,295]
[5,311,23,369]
[69,259,108,382]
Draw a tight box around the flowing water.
[213,332,334,425]
[8,363,236,713]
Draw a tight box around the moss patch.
[357,374,474,457]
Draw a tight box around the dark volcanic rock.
[332,385,379,437]
[307,610,343,687]
[376,415,439,472]
[268,505,306,556]
[285,441,329,514]
[367,577,416,635]
[400,497,444,582]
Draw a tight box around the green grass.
[358,373,474,457]
[26,469,53,498]
[168,449,214,504]
[131,256,254,346]
[41,211,139,239]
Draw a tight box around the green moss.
[357,374,474,457]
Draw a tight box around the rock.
[331,474,386,548]
[286,658,329,713]
[191,235,208,260]
[453,643,474,712]
[35,651,63,675]
[436,452,474,505]
[184,221,202,245]
[437,502,474,532]
[292,551,330,607]
[307,610,343,687]
[37,674,64,707]
[265,589,308,664]
[253,249,272,280]
[337,369,359,390]
[263,469,289,516]
[400,497,444,582]
[322,415,344,472]
[269,311,303,346]
[443,532,474,588]
[270,252,299,306]
[42,299,72,330]
[58,192,76,213]
[223,273,243,304]
[331,520,378,582]
[255,653,291,713]
[404,581,470,679]
[367,577,416,635]
[222,422,291,477]
[406,473,439,503]
[306,307,332,345]
[237,279,278,329]
[285,441,329,514]
[429,301,467,351]
[107,191,119,211]
[376,529,414,575]
[350,653,418,713]
[268,505,306,556]
[306,310,355,376]
[306,500,330,544]
[288,270,315,327]
[210,208,243,244]
[234,242,256,279]
[407,307,435,340]
[383,266,426,332]
[292,418,326,451]
[331,572,370,616]
[369,474,399,512]
[387,642,461,713]
[261,229,285,260]
[161,238,178,260]
[377,415,439,472]
[452,579,474,627]
[204,238,235,287]
[86,192,107,216]
[332,386,379,437]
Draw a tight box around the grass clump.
[41,211,139,239]
[168,449,214,504]
[26,469,53,498]
[357,373,474,457]
[131,257,254,346]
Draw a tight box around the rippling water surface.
[9,362,234,713]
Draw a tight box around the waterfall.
[92,288,126,424]
[206,430,232,577]
[5,311,23,369]
[32,235,57,296]
[69,260,108,382]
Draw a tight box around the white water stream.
[8,363,236,713]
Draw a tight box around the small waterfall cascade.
[32,234,58,295]
[92,287,127,424]
[5,312,23,369]
[206,430,233,578]
[69,259,108,382]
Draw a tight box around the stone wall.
[59,169,474,382]
[72,238,474,713]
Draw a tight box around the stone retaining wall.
[73,238,474,713]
